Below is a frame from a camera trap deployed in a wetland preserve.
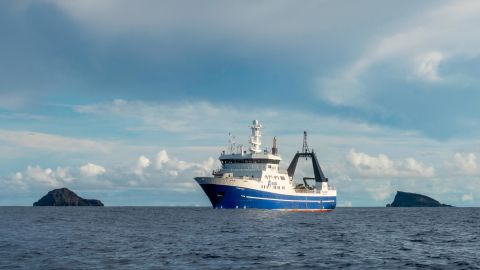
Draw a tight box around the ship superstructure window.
[220,159,280,165]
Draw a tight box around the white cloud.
[0,130,111,153]
[318,0,480,107]
[415,51,444,82]
[347,149,435,178]
[347,149,395,176]
[48,0,349,50]
[74,99,220,133]
[128,151,215,191]
[453,153,477,174]
[73,99,412,144]
[135,155,151,176]
[0,149,216,194]
[23,165,74,187]
[462,194,473,202]
[153,150,217,177]
[155,150,170,169]
[404,158,435,178]
[80,163,106,177]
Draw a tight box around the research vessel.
[195,120,336,211]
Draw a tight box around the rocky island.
[33,188,104,206]
[387,191,451,207]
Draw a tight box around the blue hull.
[199,184,336,211]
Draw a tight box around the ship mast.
[302,131,309,154]
[249,120,262,154]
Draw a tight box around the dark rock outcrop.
[387,191,451,207]
[33,188,104,206]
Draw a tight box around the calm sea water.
[0,207,479,269]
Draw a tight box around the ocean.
[0,207,479,269]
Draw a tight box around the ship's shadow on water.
[0,207,479,269]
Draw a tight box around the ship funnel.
[272,136,278,155]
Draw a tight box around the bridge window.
[221,159,280,165]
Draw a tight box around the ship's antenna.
[302,131,309,153]
[249,120,262,154]
[228,132,236,154]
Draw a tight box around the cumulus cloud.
[155,150,170,169]
[347,149,394,176]
[452,153,477,174]
[80,163,106,177]
[0,149,216,194]
[22,165,74,187]
[403,158,435,178]
[135,155,151,176]
[347,149,435,177]
[153,150,217,178]
[128,150,216,191]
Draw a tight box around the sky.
[1,0,480,206]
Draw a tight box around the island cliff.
[33,188,104,206]
[387,191,451,207]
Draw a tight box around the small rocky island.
[33,188,104,206]
[387,191,451,207]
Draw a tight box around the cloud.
[74,99,220,133]
[347,149,395,176]
[153,150,217,179]
[0,149,215,194]
[155,150,169,169]
[403,158,435,178]
[73,99,409,142]
[317,0,480,107]
[135,155,151,176]
[452,153,477,174]
[48,0,363,50]
[462,194,473,202]
[0,130,111,153]
[127,150,216,191]
[415,51,444,82]
[347,149,435,177]
[80,163,106,177]
[23,165,73,187]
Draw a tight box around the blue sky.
[1,0,480,206]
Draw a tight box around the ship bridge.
[216,120,282,178]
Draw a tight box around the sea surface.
[0,207,479,269]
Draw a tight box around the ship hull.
[198,183,336,211]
